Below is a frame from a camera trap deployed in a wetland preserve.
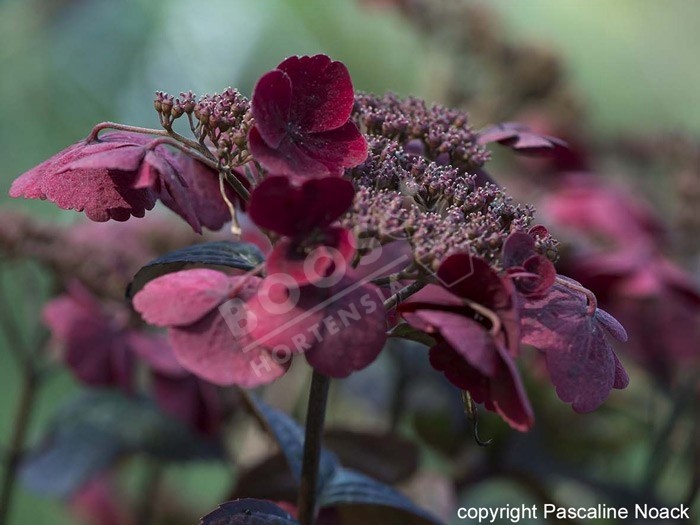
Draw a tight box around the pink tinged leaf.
[169,310,288,387]
[251,69,293,148]
[277,55,356,133]
[133,269,239,327]
[521,284,628,412]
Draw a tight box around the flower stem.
[383,280,426,310]
[297,371,331,525]
[135,460,163,525]
[0,369,38,525]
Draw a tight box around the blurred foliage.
[1,1,699,524]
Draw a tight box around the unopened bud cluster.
[155,88,253,168]
[352,92,490,171]
[345,136,557,271]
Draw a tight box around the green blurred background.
[1,0,698,523]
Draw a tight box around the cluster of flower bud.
[344,137,557,272]
[352,92,490,171]
[154,88,253,168]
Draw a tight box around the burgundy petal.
[251,69,293,148]
[428,341,534,432]
[277,55,355,133]
[437,254,520,352]
[300,122,369,175]
[249,176,355,236]
[402,309,499,377]
[10,139,156,222]
[248,126,331,178]
[502,232,537,269]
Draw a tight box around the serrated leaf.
[319,469,442,525]
[201,499,298,525]
[248,397,339,490]
[387,323,436,347]
[127,241,264,297]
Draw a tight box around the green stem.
[0,370,38,525]
[135,461,163,525]
[297,371,331,525]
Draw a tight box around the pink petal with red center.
[277,55,355,133]
[169,310,288,387]
[133,269,241,327]
[251,69,293,148]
